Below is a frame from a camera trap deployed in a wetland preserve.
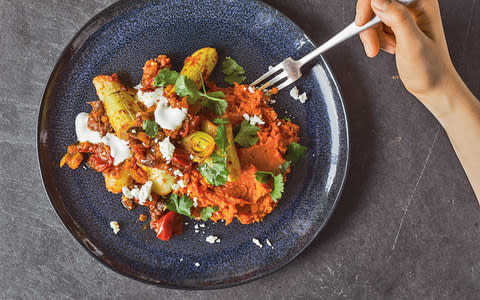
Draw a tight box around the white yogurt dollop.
[136,85,167,108]
[75,112,132,166]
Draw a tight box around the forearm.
[421,73,480,202]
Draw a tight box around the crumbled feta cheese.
[122,186,133,199]
[243,113,265,126]
[189,154,194,160]
[266,239,272,247]
[289,86,308,103]
[248,86,255,93]
[109,221,120,234]
[195,230,199,233]
[194,224,199,229]
[180,258,183,262]
[270,99,276,104]
[249,115,265,126]
[171,183,179,191]
[158,137,175,163]
[290,86,299,99]
[252,238,263,248]
[173,169,184,177]
[206,235,220,244]
[137,181,153,205]
[298,92,308,103]
[177,180,186,188]
[194,262,200,267]
[193,197,198,207]
[199,224,205,228]
[277,121,282,126]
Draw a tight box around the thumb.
[371,0,422,44]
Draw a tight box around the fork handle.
[297,0,415,67]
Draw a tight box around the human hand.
[355,0,458,110]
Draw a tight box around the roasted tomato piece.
[151,211,183,241]
[87,144,114,172]
[171,148,192,171]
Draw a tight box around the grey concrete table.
[1,0,479,298]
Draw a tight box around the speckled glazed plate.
[37,0,348,289]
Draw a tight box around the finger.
[359,27,381,57]
[379,31,397,54]
[371,0,423,44]
[356,0,374,25]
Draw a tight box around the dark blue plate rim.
[37,0,349,290]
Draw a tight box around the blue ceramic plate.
[37,0,349,289]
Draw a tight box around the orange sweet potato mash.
[186,84,299,224]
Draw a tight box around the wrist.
[414,71,472,126]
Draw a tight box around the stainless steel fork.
[250,0,414,92]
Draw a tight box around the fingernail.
[371,0,392,12]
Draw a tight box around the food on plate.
[60,47,306,240]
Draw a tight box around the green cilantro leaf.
[200,206,219,221]
[285,142,307,164]
[214,124,228,153]
[213,118,228,125]
[199,153,228,186]
[222,57,246,85]
[198,74,228,115]
[255,171,273,184]
[279,161,291,174]
[254,171,284,202]
[166,194,193,217]
[270,174,284,202]
[281,117,291,122]
[153,68,179,87]
[175,75,201,104]
[142,120,159,138]
[234,120,259,147]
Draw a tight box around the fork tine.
[250,63,283,87]
[275,78,295,91]
[258,71,288,90]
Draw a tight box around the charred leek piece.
[93,74,141,140]
[182,131,215,162]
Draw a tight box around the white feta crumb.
[132,129,137,134]
[266,239,272,247]
[248,86,255,93]
[243,86,247,91]
[277,121,282,126]
[252,238,263,248]
[195,230,199,233]
[158,137,175,163]
[270,99,276,104]
[193,197,198,207]
[173,169,184,177]
[216,239,221,243]
[177,179,186,188]
[194,262,200,267]
[171,183,179,191]
[109,221,120,234]
[199,224,205,228]
[243,113,250,121]
[180,258,183,262]
[137,181,153,205]
[298,92,308,103]
[206,235,220,244]
[189,154,194,160]
[185,222,189,225]
[202,231,205,234]
[122,186,133,199]
[289,86,299,100]
[249,115,265,126]
[194,224,199,229]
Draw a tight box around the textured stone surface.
[1,0,479,298]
